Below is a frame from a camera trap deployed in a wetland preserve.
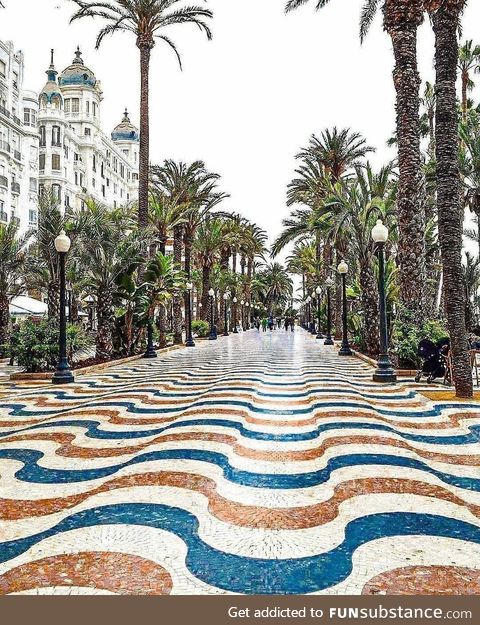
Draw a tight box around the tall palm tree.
[426,0,473,398]
[458,39,480,123]
[193,216,225,320]
[286,1,426,323]
[0,222,30,356]
[256,262,293,312]
[69,0,213,228]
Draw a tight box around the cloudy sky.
[2,0,480,260]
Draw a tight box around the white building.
[0,39,39,234]
[38,48,139,213]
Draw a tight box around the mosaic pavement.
[0,329,479,595]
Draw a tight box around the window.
[92,178,96,188]
[92,102,97,117]
[101,162,104,178]
[29,177,37,192]
[39,153,45,170]
[64,99,70,114]
[39,125,46,147]
[0,60,6,78]
[85,127,91,137]
[12,71,18,90]
[64,144,69,159]
[71,98,80,113]
[52,154,61,171]
[52,184,61,201]
[29,209,37,224]
[23,108,37,127]
[52,126,61,146]
[92,154,96,172]
[102,184,106,197]
[65,194,70,207]
[86,101,90,115]
[75,172,78,186]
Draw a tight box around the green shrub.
[392,309,448,368]
[192,319,209,338]
[15,320,92,373]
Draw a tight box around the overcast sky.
[2,0,480,261]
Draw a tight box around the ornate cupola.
[111,109,140,142]
[39,50,63,108]
[59,47,98,88]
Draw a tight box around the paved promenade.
[0,329,479,595]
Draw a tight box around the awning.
[9,296,48,316]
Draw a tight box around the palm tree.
[256,262,293,313]
[151,160,225,343]
[69,0,213,228]
[0,222,30,356]
[77,202,150,359]
[286,2,427,323]
[193,216,226,320]
[458,39,480,123]
[426,0,473,398]
[323,163,396,356]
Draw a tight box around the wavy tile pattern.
[0,330,479,595]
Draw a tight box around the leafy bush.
[392,309,448,368]
[192,320,209,338]
[15,320,92,373]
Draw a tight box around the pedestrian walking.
[261,317,268,332]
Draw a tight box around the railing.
[0,104,22,127]
[11,182,20,194]
[0,175,7,188]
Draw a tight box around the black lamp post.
[232,297,238,333]
[324,277,334,346]
[371,219,397,383]
[310,291,317,334]
[306,296,311,332]
[52,230,75,384]
[208,288,217,341]
[223,291,230,336]
[315,286,323,339]
[185,281,195,347]
[337,260,352,356]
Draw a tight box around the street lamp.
[223,291,230,336]
[208,288,217,341]
[337,260,352,356]
[232,296,238,333]
[52,230,75,384]
[185,282,195,348]
[315,286,323,340]
[246,301,250,329]
[371,219,397,383]
[324,278,334,346]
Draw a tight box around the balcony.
[0,175,7,189]
[11,182,20,194]
[0,140,11,154]
[0,104,22,127]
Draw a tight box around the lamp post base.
[143,348,158,359]
[338,345,353,356]
[233,327,238,334]
[52,368,75,385]
[316,333,324,340]
[373,356,397,383]
[185,338,196,348]
[324,337,334,346]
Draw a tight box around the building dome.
[39,50,63,106]
[59,47,97,88]
[111,109,139,142]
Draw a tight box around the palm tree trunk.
[201,264,211,321]
[462,69,469,123]
[96,288,113,360]
[157,238,167,348]
[432,4,473,398]
[359,261,380,358]
[0,293,9,358]
[388,14,426,322]
[138,43,151,228]
[172,225,183,345]
[47,280,60,321]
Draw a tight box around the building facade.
[0,39,39,234]
[38,48,139,214]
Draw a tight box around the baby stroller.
[414,338,449,384]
